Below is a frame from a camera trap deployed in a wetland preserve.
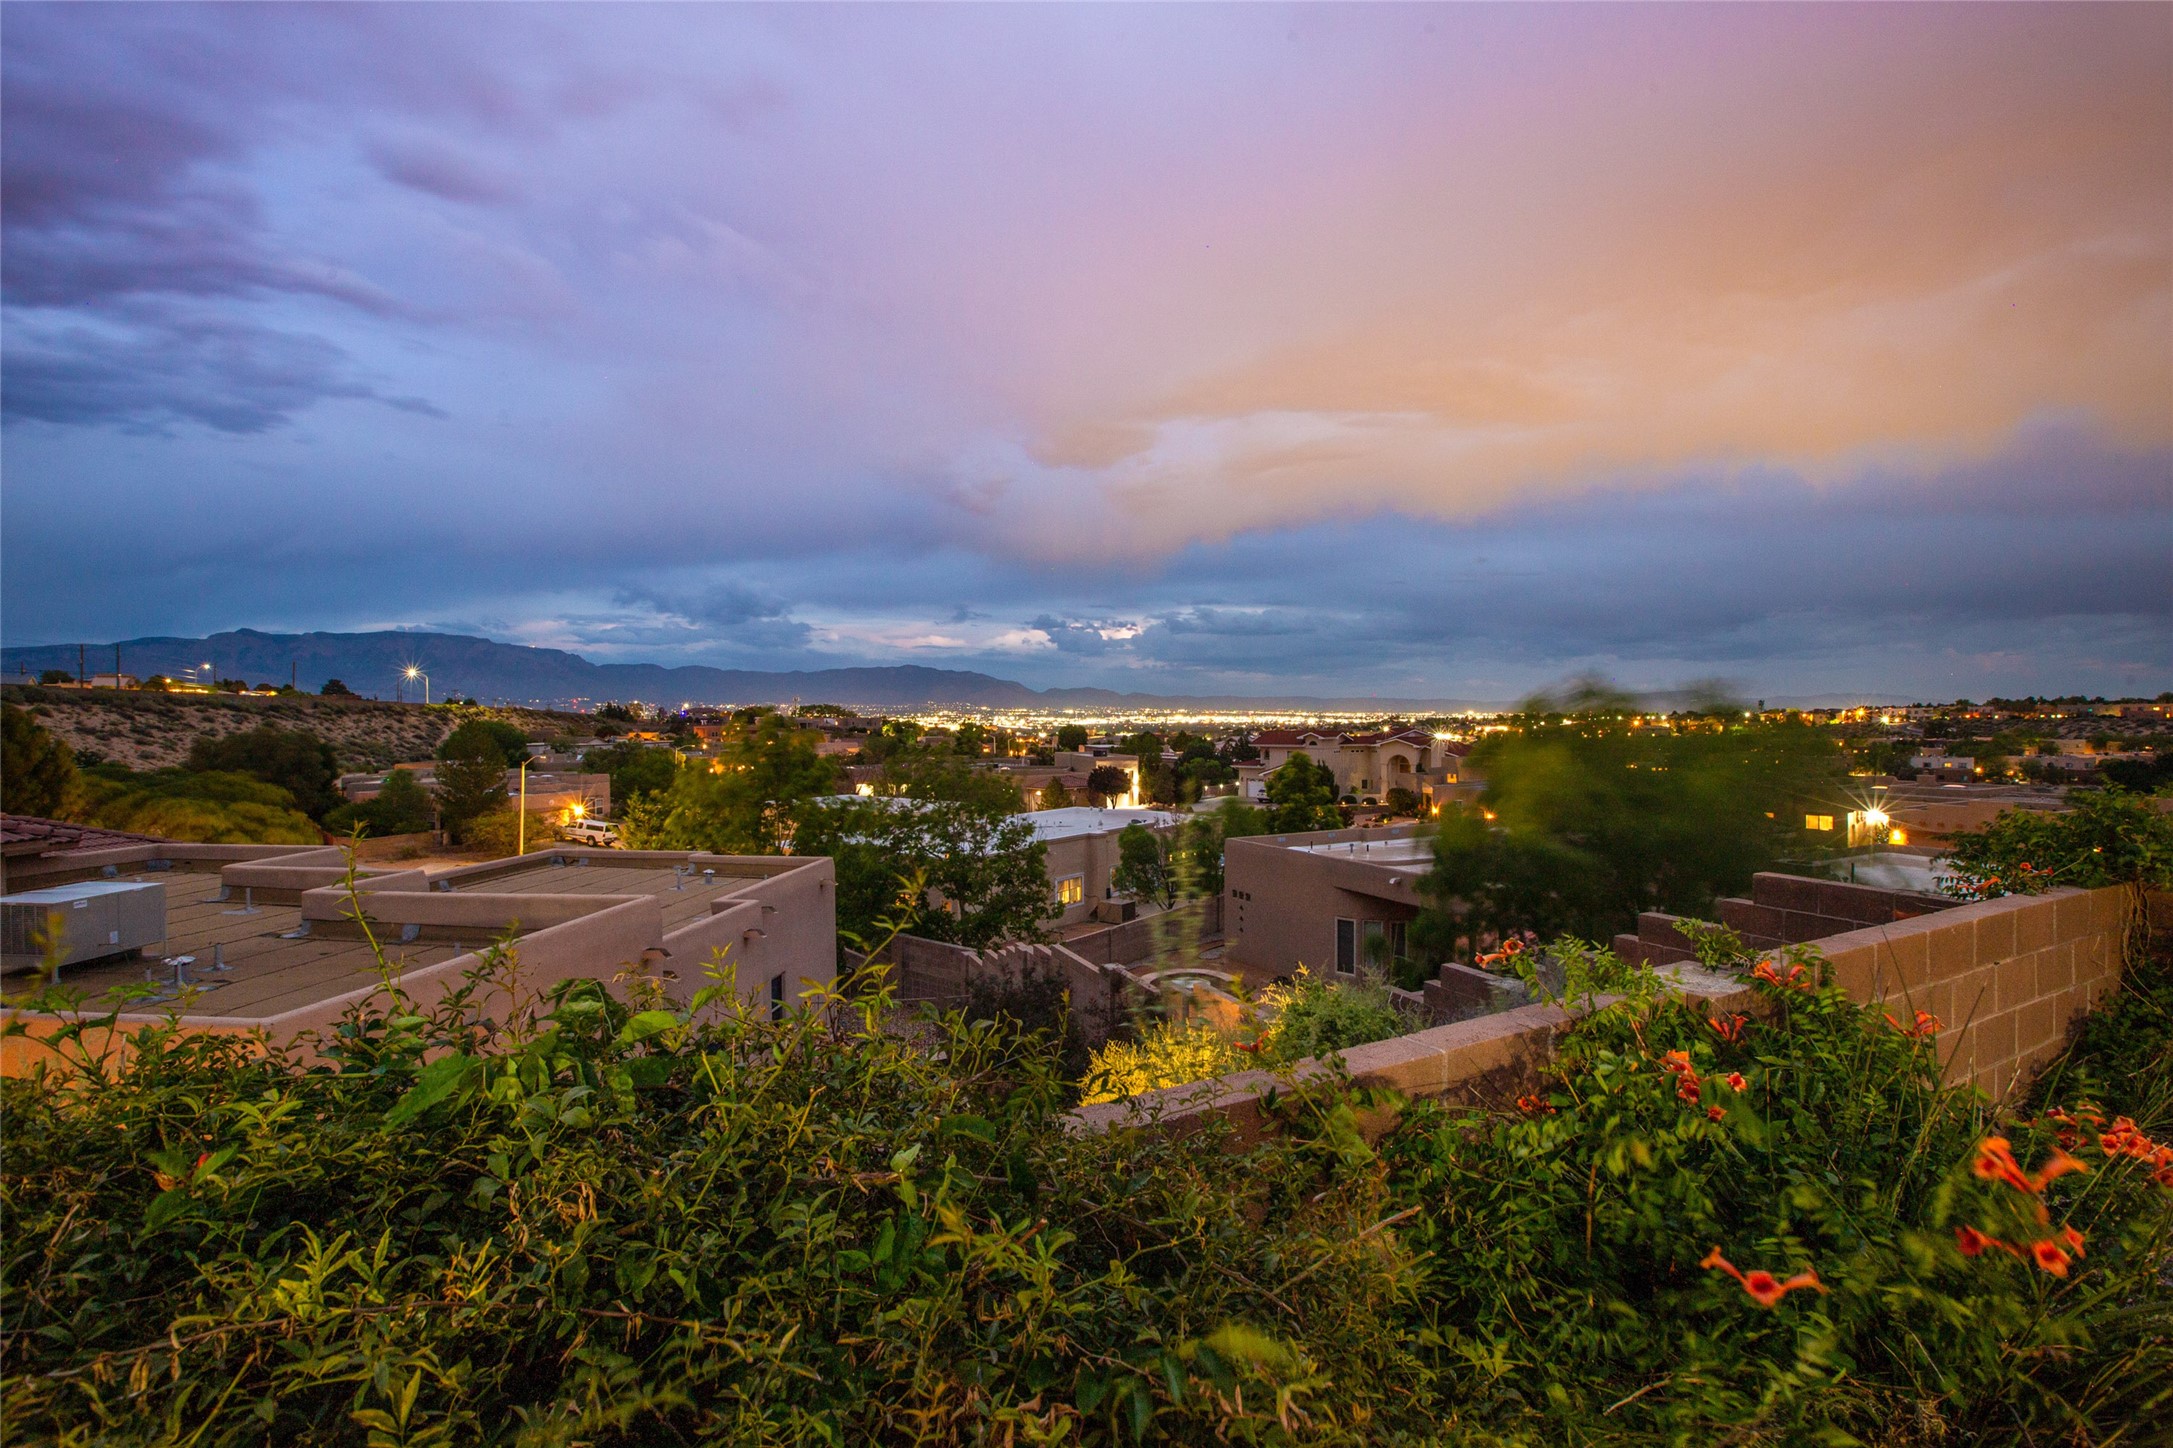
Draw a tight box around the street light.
[403,665,431,705]
[517,754,543,855]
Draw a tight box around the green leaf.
[382,1053,476,1129]
[142,1188,193,1232]
[940,1114,996,1141]
[616,1009,678,1046]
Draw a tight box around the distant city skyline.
[4,4,2169,700]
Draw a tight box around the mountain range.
[0,630,1489,712]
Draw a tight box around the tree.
[1055,725,1090,752]
[1178,797,1267,898]
[188,726,341,819]
[439,718,530,769]
[325,769,436,839]
[320,679,355,697]
[596,702,638,723]
[580,741,679,811]
[1263,754,1340,832]
[1111,823,1176,908]
[2,705,76,817]
[791,797,1055,949]
[634,716,838,854]
[1409,692,1847,954]
[1382,786,1423,819]
[1036,774,1074,810]
[952,721,990,757]
[37,669,74,685]
[433,734,509,843]
[869,744,1024,814]
[1085,765,1130,805]
[139,675,173,692]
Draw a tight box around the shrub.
[1079,969,1411,1104]
[188,724,341,819]
[68,765,319,844]
[1940,787,2173,900]
[4,896,2166,1444]
[1,703,75,817]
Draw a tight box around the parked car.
[559,818,621,847]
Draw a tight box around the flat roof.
[1292,835,1437,864]
[0,870,466,1020]
[446,858,749,931]
[1023,808,1180,842]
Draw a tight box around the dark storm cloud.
[2,305,445,433]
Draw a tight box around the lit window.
[1056,875,1085,907]
[1805,814,1835,831]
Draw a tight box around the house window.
[769,972,785,1023]
[1056,874,1085,907]
[1388,920,1408,962]
[1334,918,1357,975]
[1361,920,1386,969]
[1805,814,1835,831]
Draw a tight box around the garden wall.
[1074,884,2148,1135]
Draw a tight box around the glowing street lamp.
[403,665,431,705]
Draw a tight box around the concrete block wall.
[1076,885,2143,1135]
[1809,886,2134,1100]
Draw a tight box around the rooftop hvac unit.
[1,880,168,977]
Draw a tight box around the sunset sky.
[4,3,2168,700]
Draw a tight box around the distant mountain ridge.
[1,629,1489,711]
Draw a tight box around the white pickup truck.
[559,819,621,847]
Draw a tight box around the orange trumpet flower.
[1701,1247,1827,1308]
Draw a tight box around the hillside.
[0,685,593,772]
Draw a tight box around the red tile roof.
[1,814,165,858]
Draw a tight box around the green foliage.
[36,669,74,685]
[1377,943,2171,1442]
[1172,800,1262,899]
[1413,690,1846,953]
[1084,764,1131,804]
[578,740,678,810]
[3,910,2168,1443]
[324,768,437,839]
[69,765,319,844]
[2,703,76,817]
[187,724,342,819]
[632,717,838,854]
[1262,754,1341,833]
[438,717,530,769]
[1111,823,1176,908]
[1260,970,1409,1066]
[2,947,1417,1446]
[1380,786,1422,818]
[1036,773,1073,809]
[319,678,356,696]
[1080,970,1411,1104]
[1055,724,1091,751]
[460,806,560,857]
[868,742,1026,814]
[793,798,1056,950]
[1941,788,2173,900]
[432,733,510,843]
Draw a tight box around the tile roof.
[0,814,165,858]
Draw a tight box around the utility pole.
[79,643,87,687]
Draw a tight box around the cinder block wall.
[1076,884,2147,1134]
[1809,886,2134,1100]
